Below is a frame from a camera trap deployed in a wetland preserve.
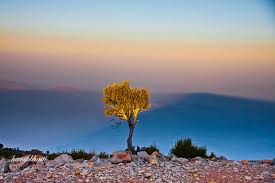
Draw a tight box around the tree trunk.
[127,123,135,151]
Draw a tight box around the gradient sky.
[1,0,275,100]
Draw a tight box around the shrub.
[209,152,217,159]
[47,150,94,160]
[70,149,94,160]
[170,138,207,158]
[125,145,159,155]
[47,153,61,160]
[0,148,25,159]
[140,145,159,155]
[98,152,109,159]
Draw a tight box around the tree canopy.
[103,81,151,124]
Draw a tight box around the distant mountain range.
[0,88,274,160]
[0,79,34,90]
[0,79,82,92]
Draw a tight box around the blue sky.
[1,0,274,40]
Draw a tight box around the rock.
[46,154,73,167]
[132,155,145,166]
[9,161,31,172]
[80,167,94,176]
[49,167,55,172]
[218,156,227,161]
[260,171,270,177]
[75,169,81,176]
[244,176,252,180]
[149,154,159,165]
[241,160,249,166]
[0,158,9,173]
[93,156,105,166]
[111,151,132,164]
[152,151,159,156]
[75,159,84,163]
[261,160,273,166]
[169,154,177,160]
[211,157,216,161]
[145,173,152,179]
[137,151,150,160]
[32,161,45,170]
[190,158,197,163]
[171,157,188,164]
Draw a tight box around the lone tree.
[103,81,151,151]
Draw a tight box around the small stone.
[145,173,152,179]
[49,167,55,171]
[244,176,252,180]
[260,171,270,177]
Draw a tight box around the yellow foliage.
[103,81,151,124]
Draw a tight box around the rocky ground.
[0,152,275,183]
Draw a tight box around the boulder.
[149,154,159,165]
[261,160,273,166]
[8,155,33,172]
[9,161,31,172]
[92,156,106,166]
[241,160,249,166]
[152,151,159,156]
[46,154,73,167]
[0,158,9,173]
[132,155,146,166]
[111,151,132,164]
[137,151,150,160]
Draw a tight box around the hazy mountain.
[0,90,274,160]
[0,79,34,90]
[61,93,275,160]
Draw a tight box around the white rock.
[137,151,149,159]
[46,154,73,167]
[0,158,9,173]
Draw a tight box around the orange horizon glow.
[1,32,275,64]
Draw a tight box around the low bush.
[209,152,217,159]
[128,145,159,155]
[47,149,94,160]
[139,145,159,155]
[170,138,207,158]
[47,153,61,160]
[70,149,94,160]
[98,152,109,159]
[0,148,25,159]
